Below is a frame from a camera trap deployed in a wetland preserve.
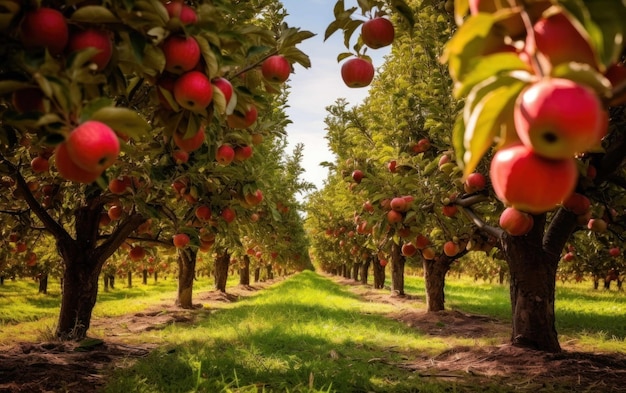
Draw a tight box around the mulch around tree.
[2,275,626,392]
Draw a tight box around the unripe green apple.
[490,144,577,214]
[514,78,605,159]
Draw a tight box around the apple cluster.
[468,2,615,232]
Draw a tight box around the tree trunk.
[142,269,148,285]
[254,266,261,282]
[240,255,250,286]
[127,271,132,288]
[103,274,110,292]
[154,271,158,283]
[423,256,452,312]
[0,276,4,285]
[176,248,197,308]
[214,251,230,292]
[390,242,405,296]
[373,257,385,289]
[502,212,571,353]
[351,262,361,281]
[266,264,273,280]
[38,273,48,294]
[359,258,370,285]
[109,274,115,289]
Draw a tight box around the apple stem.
[519,4,545,78]
[230,49,280,80]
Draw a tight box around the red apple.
[20,7,69,55]
[532,12,598,70]
[387,160,397,173]
[442,205,458,217]
[587,218,607,232]
[173,127,205,152]
[412,138,431,153]
[352,170,364,184]
[443,241,460,257]
[341,58,375,88]
[108,175,132,194]
[244,189,263,206]
[227,104,258,128]
[216,144,235,165]
[54,142,101,183]
[490,144,577,214]
[515,78,605,159]
[386,209,403,224]
[174,71,213,112]
[261,55,291,83]
[195,205,212,221]
[499,207,534,236]
[129,245,146,261]
[162,35,201,74]
[609,247,621,257]
[164,2,198,24]
[108,204,123,221]
[401,242,417,257]
[563,193,591,215]
[390,197,408,212]
[67,28,113,70]
[563,252,575,261]
[234,145,253,161]
[415,234,430,249]
[66,120,120,172]
[464,172,486,193]
[379,259,388,267]
[212,77,234,107]
[221,207,236,223]
[31,156,49,173]
[173,233,190,248]
[363,200,374,213]
[172,150,189,164]
[421,247,436,260]
[361,17,395,49]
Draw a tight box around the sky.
[279,0,391,197]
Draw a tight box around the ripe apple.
[379,259,388,267]
[67,28,113,70]
[489,144,577,214]
[109,175,132,194]
[172,150,189,164]
[164,1,198,24]
[15,242,27,253]
[212,77,234,108]
[464,172,486,193]
[442,205,458,217]
[587,218,607,232]
[387,160,397,173]
[390,197,408,212]
[261,55,291,83]
[415,234,430,249]
[66,120,120,172]
[443,241,460,257]
[234,145,253,161]
[352,170,364,184]
[244,189,263,206]
[20,7,69,55]
[12,88,45,113]
[363,200,374,213]
[401,242,417,257]
[173,127,205,152]
[563,192,591,215]
[221,207,236,223]
[532,12,597,70]
[108,204,123,221]
[129,245,146,261]
[341,57,375,88]
[31,156,49,173]
[412,138,431,153]
[173,233,190,248]
[563,252,575,262]
[216,144,235,165]
[361,17,395,49]
[162,35,201,74]
[514,78,605,159]
[195,205,212,221]
[609,247,621,257]
[421,247,436,260]
[227,104,258,128]
[386,209,403,224]
[499,207,534,236]
[54,142,102,183]
[173,71,213,112]
[438,154,451,168]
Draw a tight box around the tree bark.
[38,273,48,294]
[254,266,261,282]
[423,256,452,312]
[359,257,370,285]
[351,262,361,281]
[127,271,132,288]
[142,269,148,285]
[240,255,251,286]
[177,248,197,308]
[266,264,273,280]
[502,211,573,353]
[372,256,386,289]
[390,242,405,296]
[214,251,230,292]
[103,274,110,292]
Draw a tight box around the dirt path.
[2,275,626,392]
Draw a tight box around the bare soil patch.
[2,275,626,392]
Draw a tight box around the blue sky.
[280,0,391,196]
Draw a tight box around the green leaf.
[70,6,119,23]
[0,81,33,95]
[337,52,353,62]
[90,107,151,139]
[454,53,532,98]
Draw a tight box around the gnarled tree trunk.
[372,257,386,289]
[423,256,453,312]
[240,255,250,286]
[176,248,197,308]
[359,257,370,285]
